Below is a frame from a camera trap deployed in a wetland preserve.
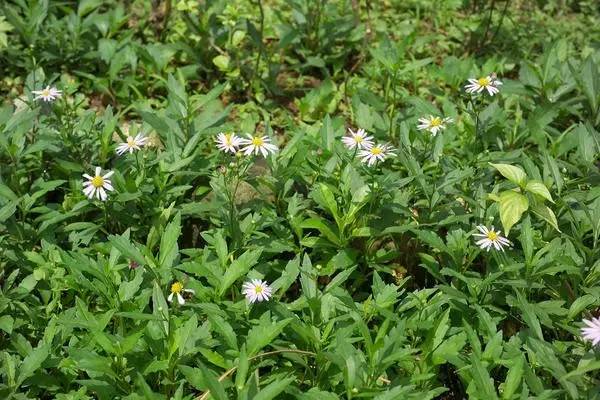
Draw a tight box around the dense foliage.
[1,0,600,399]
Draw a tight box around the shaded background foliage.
[0,0,600,399]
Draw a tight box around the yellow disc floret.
[251,136,264,146]
[477,77,491,87]
[487,231,498,241]
[430,117,442,127]
[171,281,184,294]
[91,175,104,188]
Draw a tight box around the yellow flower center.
[42,89,50,97]
[127,137,135,146]
[171,282,184,294]
[251,137,264,146]
[254,285,263,293]
[354,135,363,143]
[371,147,382,155]
[224,134,233,145]
[477,77,491,87]
[487,231,498,241]
[91,176,104,188]
[430,117,442,127]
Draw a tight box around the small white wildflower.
[32,85,62,102]
[82,167,114,201]
[239,134,278,157]
[215,132,243,154]
[473,225,511,251]
[116,133,148,155]
[581,317,600,346]
[341,128,374,150]
[358,143,394,166]
[417,116,453,136]
[465,74,502,96]
[242,279,272,303]
[167,281,195,305]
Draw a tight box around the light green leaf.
[530,203,560,232]
[525,180,554,203]
[498,190,529,235]
[489,163,528,187]
[213,55,230,71]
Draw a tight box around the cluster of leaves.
[1,1,600,399]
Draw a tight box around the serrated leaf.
[16,344,49,386]
[219,249,262,297]
[108,231,146,266]
[502,356,524,399]
[245,318,292,356]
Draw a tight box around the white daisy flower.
[341,128,374,150]
[464,74,502,96]
[473,225,511,251]
[581,317,600,346]
[242,279,273,303]
[167,281,195,305]
[239,134,278,157]
[417,116,453,136]
[116,133,148,155]
[358,143,394,166]
[32,85,62,102]
[82,167,114,201]
[215,132,243,154]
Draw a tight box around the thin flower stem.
[196,349,316,400]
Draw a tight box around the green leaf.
[235,345,249,392]
[530,203,560,232]
[16,344,49,386]
[0,315,14,334]
[271,255,300,295]
[118,269,144,302]
[245,318,292,356]
[581,56,599,114]
[502,356,524,399]
[207,313,238,351]
[254,376,295,400]
[489,163,527,187]
[0,200,17,222]
[515,292,543,340]
[108,231,146,266]
[498,190,529,235]
[152,281,169,336]
[300,217,341,246]
[469,354,498,400]
[159,212,181,269]
[219,249,262,297]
